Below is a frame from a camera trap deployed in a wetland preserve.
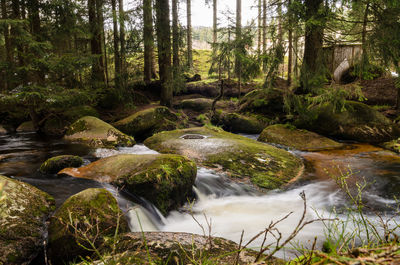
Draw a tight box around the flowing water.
[1,132,400,258]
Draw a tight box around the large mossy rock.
[175,98,228,112]
[39,155,83,174]
[16,121,36,132]
[64,116,135,148]
[0,175,55,265]
[258,124,345,151]
[144,126,303,190]
[296,101,400,143]
[380,138,400,154]
[42,105,99,136]
[114,106,187,140]
[84,232,273,265]
[212,111,270,134]
[59,154,197,215]
[48,188,129,265]
[239,88,285,116]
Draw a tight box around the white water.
[93,142,399,259]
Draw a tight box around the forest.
[1,0,400,264]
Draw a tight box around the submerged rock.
[212,111,270,134]
[0,175,55,265]
[64,116,135,148]
[144,126,303,190]
[16,121,36,132]
[258,124,344,151]
[114,106,187,140]
[48,188,129,265]
[59,154,197,215]
[39,155,83,174]
[297,101,400,143]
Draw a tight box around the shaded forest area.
[0,0,399,136]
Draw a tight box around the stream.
[1,132,400,258]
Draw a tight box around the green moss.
[0,175,55,265]
[40,155,83,174]
[144,126,303,190]
[65,116,135,148]
[48,188,129,265]
[114,106,187,140]
[258,124,344,151]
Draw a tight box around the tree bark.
[235,0,242,96]
[112,0,121,88]
[187,0,193,68]
[89,0,105,84]
[361,2,370,78]
[119,0,126,88]
[301,0,324,91]
[213,0,217,45]
[155,0,173,107]
[287,0,293,86]
[143,0,154,83]
[1,0,11,91]
[262,0,266,72]
[257,0,261,59]
[172,0,180,69]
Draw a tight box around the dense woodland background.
[0,0,399,133]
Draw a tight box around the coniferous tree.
[186,0,193,68]
[155,0,173,107]
[143,0,155,83]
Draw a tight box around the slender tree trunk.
[89,0,105,84]
[187,0,193,68]
[213,0,217,45]
[2,0,11,91]
[257,0,261,59]
[155,0,172,107]
[119,0,126,88]
[301,0,324,91]
[262,0,266,72]
[143,0,154,83]
[294,29,299,79]
[235,0,242,97]
[361,2,370,78]
[287,0,293,86]
[99,3,109,87]
[172,0,179,69]
[112,0,121,88]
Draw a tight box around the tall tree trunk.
[119,0,126,89]
[361,2,370,78]
[155,0,172,107]
[213,0,217,45]
[172,0,180,69]
[235,0,242,97]
[89,0,105,84]
[2,0,11,91]
[143,0,154,83]
[112,0,121,88]
[257,0,261,59]
[186,0,193,68]
[301,0,324,91]
[287,0,293,86]
[262,0,266,72]
[294,29,299,79]
[99,2,108,87]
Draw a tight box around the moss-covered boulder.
[48,188,129,265]
[85,232,272,265]
[380,138,400,154]
[0,175,55,265]
[176,98,215,112]
[296,101,400,143]
[42,105,99,136]
[144,126,303,190]
[16,121,36,132]
[59,154,197,215]
[239,88,285,117]
[114,106,187,140]
[64,116,135,148]
[39,155,83,174]
[212,111,270,134]
[258,124,345,151]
